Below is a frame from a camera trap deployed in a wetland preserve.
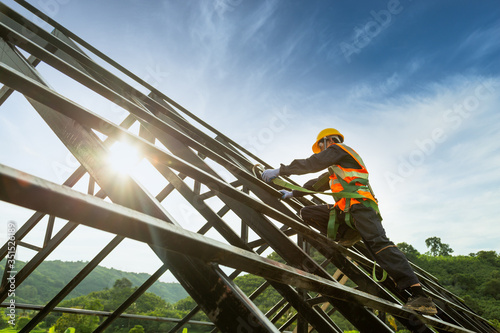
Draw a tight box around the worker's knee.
[372,243,398,256]
[299,205,330,234]
[361,232,394,251]
[299,206,314,220]
[300,205,327,220]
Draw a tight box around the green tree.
[0,311,10,329]
[84,297,104,311]
[489,319,500,330]
[15,317,31,330]
[477,251,499,265]
[397,242,420,261]
[482,279,500,299]
[175,296,197,311]
[114,277,133,289]
[18,285,38,302]
[136,292,168,313]
[54,308,99,333]
[129,324,145,333]
[108,278,134,310]
[452,273,477,290]
[461,295,480,313]
[425,237,454,256]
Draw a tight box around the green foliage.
[53,309,98,333]
[15,317,30,330]
[3,245,500,331]
[477,251,499,265]
[50,278,194,332]
[114,277,133,289]
[59,282,168,316]
[234,274,282,314]
[482,279,500,299]
[425,237,454,256]
[128,325,145,333]
[489,319,500,330]
[0,312,10,330]
[397,242,420,261]
[175,296,196,311]
[452,273,477,290]
[410,249,500,323]
[0,259,188,304]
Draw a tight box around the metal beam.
[0,164,478,333]
[0,302,215,327]
[0,44,279,333]
[94,264,170,332]
[19,235,124,332]
[0,2,495,331]
[0,62,466,331]
[11,0,274,169]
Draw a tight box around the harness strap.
[272,178,370,201]
[272,177,381,221]
[344,198,354,229]
[268,169,388,280]
[372,261,388,282]
[327,209,339,240]
[273,177,367,241]
[312,172,330,191]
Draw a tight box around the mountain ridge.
[0,259,187,304]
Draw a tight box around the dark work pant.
[300,203,420,289]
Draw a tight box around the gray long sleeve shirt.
[278,144,361,197]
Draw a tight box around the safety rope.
[372,261,388,282]
[272,177,369,200]
[252,163,265,178]
[254,164,388,283]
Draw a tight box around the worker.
[261,128,437,315]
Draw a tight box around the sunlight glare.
[107,141,141,174]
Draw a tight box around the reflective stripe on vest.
[328,143,377,208]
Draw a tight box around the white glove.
[261,168,280,183]
[279,190,293,200]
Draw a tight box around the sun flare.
[107,141,141,174]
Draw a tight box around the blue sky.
[1,0,500,282]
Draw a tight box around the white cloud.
[2,1,499,287]
[457,21,500,61]
[256,73,500,255]
[354,75,500,254]
[238,0,280,46]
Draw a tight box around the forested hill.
[2,244,500,332]
[398,243,500,325]
[0,259,187,304]
[234,245,500,331]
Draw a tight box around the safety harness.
[257,143,387,282]
[271,177,387,282]
[272,144,381,239]
[271,176,379,239]
[325,144,381,239]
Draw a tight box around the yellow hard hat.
[312,128,344,153]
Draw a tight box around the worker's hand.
[279,190,293,200]
[261,168,280,183]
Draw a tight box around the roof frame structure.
[0,1,497,332]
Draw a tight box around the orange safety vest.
[328,143,378,212]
